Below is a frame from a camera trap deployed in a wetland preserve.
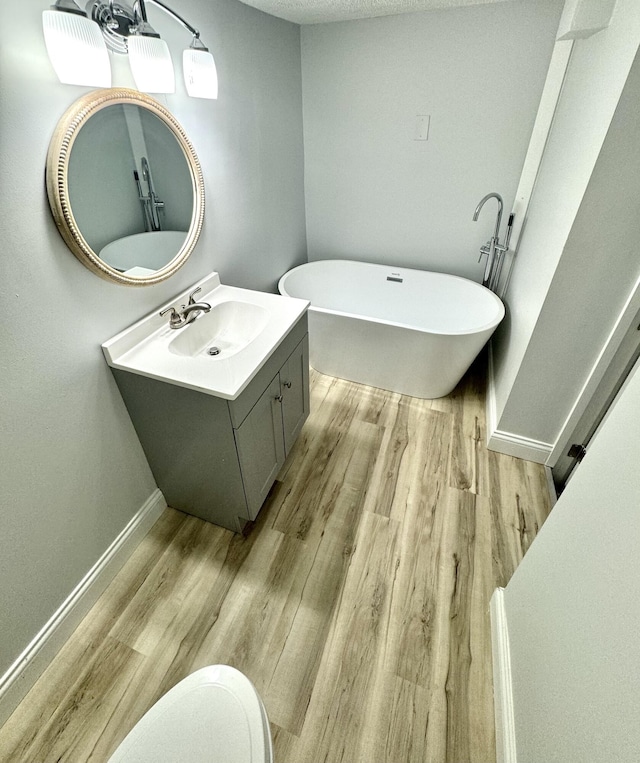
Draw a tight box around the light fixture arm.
[131,0,161,38]
[51,0,86,16]
[84,0,206,48]
[145,0,202,41]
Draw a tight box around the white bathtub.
[278,259,504,399]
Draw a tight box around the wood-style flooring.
[0,360,551,762]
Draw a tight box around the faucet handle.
[159,306,182,328]
[188,287,202,305]
[478,241,492,262]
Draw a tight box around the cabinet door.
[281,336,310,456]
[234,375,286,520]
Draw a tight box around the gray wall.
[0,0,305,681]
[301,0,562,280]
[501,358,640,762]
[492,0,640,445]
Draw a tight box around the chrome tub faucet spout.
[473,192,513,293]
[473,192,503,241]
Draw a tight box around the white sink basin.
[102,272,309,400]
[169,301,269,359]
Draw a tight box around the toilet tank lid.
[108,665,272,763]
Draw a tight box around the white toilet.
[109,665,273,763]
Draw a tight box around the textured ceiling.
[235,0,513,25]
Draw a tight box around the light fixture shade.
[42,9,111,87]
[128,36,175,94]
[183,48,218,100]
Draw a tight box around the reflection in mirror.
[67,104,192,273]
[98,230,189,275]
[46,88,204,286]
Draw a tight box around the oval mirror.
[46,88,205,286]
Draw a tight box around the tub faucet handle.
[478,240,492,262]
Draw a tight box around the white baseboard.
[0,489,166,727]
[491,588,517,763]
[486,345,552,464]
[486,344,499,442]
[487,429,553,464]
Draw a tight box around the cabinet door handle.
[282,381,292,388]
[275,394,283,403]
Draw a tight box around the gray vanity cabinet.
[233,334,309,518]
[112,316,309,532]
[281,341,310,453]
[234,375,286,520]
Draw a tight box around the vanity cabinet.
[112,315,309,532]
[233,337,309,519]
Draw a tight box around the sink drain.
[207,346,221,356]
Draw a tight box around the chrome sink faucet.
[473,192,513,293]
[160,287,211,329]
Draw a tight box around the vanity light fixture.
[42,0,218,99]
[123,0,175,93]
[42,0,111,87]
[183,35,218,100]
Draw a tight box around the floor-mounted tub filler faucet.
[134,157,165,233]
[473,192,514,293]
[160,286,211,329]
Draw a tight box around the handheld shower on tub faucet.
[473,192,514,293]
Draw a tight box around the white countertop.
[102,272,309,400]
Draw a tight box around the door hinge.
[568,443,587,462]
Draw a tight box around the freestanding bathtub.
[278,259,504,399]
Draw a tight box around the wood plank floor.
[0,359,551,762]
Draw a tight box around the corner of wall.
[490,587,517,763]
[487,343,552,464]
